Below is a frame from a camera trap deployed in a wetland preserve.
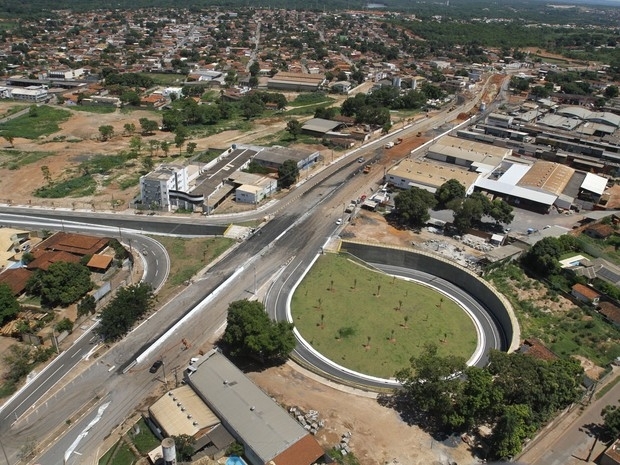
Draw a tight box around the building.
[9,86,49,102]
[571,283,601,305]
[601,438,620,465]
[186,351,324,465]
[598,301,620,328]
[229,172,277,205]
[267,72,326,92]
[301,118,343,137]
[140,164,204,211]
[251,146,320,172]
[385,159,480,193]
[426,135,510,172]
[48,68,85,80]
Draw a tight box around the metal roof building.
[186,351,324,465]
[301,118,343,136]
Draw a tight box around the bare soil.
[247,363,474,465]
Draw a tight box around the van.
[186,365,198,375]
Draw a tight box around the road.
[0,75,508,464]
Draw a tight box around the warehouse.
[386,159,480,193]
[267,72,326,92]
[426,135,510,172]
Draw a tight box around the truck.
[345,203,355,213]
[384,141,394,149]
[363,164,371,174]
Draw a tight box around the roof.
[428,135,510,166]
[387,159,480,190]
[497,163,530,185]
[0,268,32,295]
[517,161,575,196]
[186,351,323,465]
[301,118,342,134]
[571,283,601,300]
[86,254,113,270]
[556,105,592,119]
[598,301,620,324]
[518,338,558,361]
[26,250,82,271]
[271,434,325,465]
[581,173,608,195]
[35,232,109,257]
[475,177,558,206]
[253,146,317,166]
[149,385,221,438]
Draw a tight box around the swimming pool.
[226,456,247,465]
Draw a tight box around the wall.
[340,241,520,352]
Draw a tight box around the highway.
[0,75,508,465]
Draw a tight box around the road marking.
[64,401,111,464]
[5,363,65,420]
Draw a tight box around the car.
[336,218,342,225]
[357,157,364,163]
[149,360,163,373]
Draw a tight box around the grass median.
[291,254,477,378]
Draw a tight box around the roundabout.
[279,241,519,390]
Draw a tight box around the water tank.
[162,437,177,465]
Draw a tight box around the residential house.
[571,283,601,305]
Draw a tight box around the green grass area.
[288,92,334,107]
[0,104,30,119]
[0,149,54,170]
[291,254,477,378]
[34,175,97,198]
[139,72,186,86]
[0,105,71,139]
[154,236,235,295]
[194,149,222,163]
[254,129,319,147]
[99,440,136,465]
[117,174,142,190]
[576,234,620,266]
[70,105,118,114]
[531,55,570,64]
[129,419,160,455]
[486,264,620,366]
[558,251,594,262]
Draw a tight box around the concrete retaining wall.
[341,241,520,352]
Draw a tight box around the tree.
[172,434,195,462]
[186,142,197,156]
[393,187,437,228]
[98,125,114,141]
[286,119,302,140]
[521,237,565,276]
[601,404,620,440]
[54,317,73,333]
[77,295,96,317]
[222,299,295,363]
[96,283,155,341]
[604,85,619,99]
[435,179,466,209]
[395,343,466,429]
[277,159,300,189]
[160,141,170,158]
[174,128,187,156]
[123,123,136,135]
[41,165,52,185]
[489,404,536,461]
[129,135,143,155]
[26,262,93,307]
[452,194,487,233]
[139,118,159,136]
[0,283,20,325]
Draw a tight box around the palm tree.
[376,284,381,297]
[320,314,325,329]
[398,300,403,311]
[390,329,395,342]
[353,278,357,289]
[403,315,409,329]
[366,335,371,349]
[330,280,334,291]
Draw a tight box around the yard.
[291,253,477,378]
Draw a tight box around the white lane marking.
[64,401,111,464]
[5,364,64,420]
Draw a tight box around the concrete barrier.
[341,241,520,352]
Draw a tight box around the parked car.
[149,360,163,373]
[336,218,342,225]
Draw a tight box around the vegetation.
[34,175,97,198]
[277,159,299,189]
[485,264,620,366]
[1,344,55,396]
[434,178,466,210]
[0,283,20,325]
[394,345,583,461]
[130,419,161,455]
[0,105,71,139]
[292,254,476,378]
[0,149,54,170]
[26,262,93,307]
[601,403,620,441]
[392,187,437,229]
[98,440,136,465]
[96,282,156,341]
[222,299,295,363]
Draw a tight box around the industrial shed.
[252,146,320,172]
[267,72,326,92]
[426,135,510,172]
[301,118,343,137]
[386,159,480,193]
[186,351,324,465]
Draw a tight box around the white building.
[140,164,204,211]
[48,68,85,80]
[10,86,48,102]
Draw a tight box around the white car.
[336,218,342,225]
